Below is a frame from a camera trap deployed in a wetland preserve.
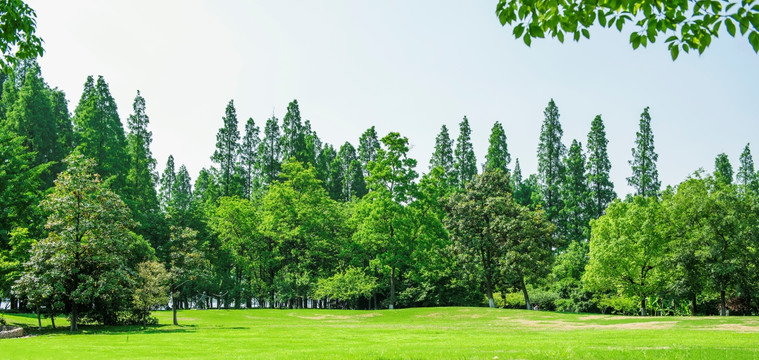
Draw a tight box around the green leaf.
[582,28,590,39]
[665,35,678,43]
[557,31,565,43]
[514,24,525,38]
[598,10,607,27]
[616,18,624,31]
[524,35,532,47]
[670,45,680,60]
[726,18,736,36]
[750,31,759,53]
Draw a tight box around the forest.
[1,59,758,331]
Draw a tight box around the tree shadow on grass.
[20,323,201,336]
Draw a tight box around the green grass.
[2,307,759,359]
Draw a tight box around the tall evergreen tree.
[49,88,74,157]
[211,100,241,197]
[159,155,176,209]
[627,107,660,197]
[714,153,733,185]
[484,121,511,173]
[72,75,129,193]
[259,116,282,186]
[537,99,565,223]
[560,140,590,243]
[358,126,380,175]
[240,117,260,199]
[170,165,193,217]
[303,119,320,166]
[334,142,366,201]
[316,143,338,195]
[125,91,159,210]
[737,143,757,191]
[454,116,477,187]
[5,65,59,186]
[429,125,455,185]
[281,99,308,164]
[586,115,616,218]
[513,158,523,187]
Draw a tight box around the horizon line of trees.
[2,59,759,331]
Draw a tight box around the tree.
[0,0,44,70]
[132,260,169,328]
[358,126,380,175]
[259,116,282,186]
[15,154,142,330]
[281,99,308,164]
[240,117,260,199]
[170,165,193,220]
[494,0,759,60]
[430,125,456,186]
[49,88,74,157]
[586,115,616,218]
[164,226,208,325]
[313,267,377,309]
[159,155,176,209]
[714,153,733,185]
[628,107,660,197]
[454,116,477,188]
[334,142,366,201]
[560,140,590,243]
[212,100,241,197]
[72,75,129,194]
[737,143,757,191]
[584,196,670,316]
[355,132,418,309]
[5,65,59,186]
[484,121,511,173]
[537,99,565,224]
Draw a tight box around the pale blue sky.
[28,0,759,195]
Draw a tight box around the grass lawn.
[2,307,759,359]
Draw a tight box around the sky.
[27,0,759,195]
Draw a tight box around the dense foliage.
[2,59,759,331]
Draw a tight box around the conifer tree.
[72,75,129,193]
[316,143,338,195]
[171,165,193,217]
[5,65,59,186]
[211,100,240,197]
[259,116,282,186]
[281,99,307,164]
[513,158,523,187]
[125,91,159,210]
[537,99,565,223]
[429,125,455,186]
[49,88,74,157]
[586,115,616,218]
[560,140,590,243]
[714,153,733,185]
[160,155,176,209]
[484,121,511,173]
[627,107,660,197]
[303,120,320,167]
[335,142,366,201]
[737,144,757,191]
[454,116,477,187]
[240,117,260,199]
[358,126,380,175]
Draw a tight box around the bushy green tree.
[714,153,733,185]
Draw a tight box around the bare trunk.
[389,267,395,310]
[640,297,647,316]
[172,290,179,326]
[720,290,727,316]
[484,271,495,308]
[37,305,42,330]
[520,276,531,310]
[690,293,697,316]
[70,303,78,331]
[50,311,56,329]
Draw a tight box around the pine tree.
[281,99,307,163]
[259,116,282,186]
[586,115,616,218]
[72,75,129,193]
[240,117,260,199]
[5,65,59,186]
[211,100,240,197]
[737,144,756,191]
[484,121,511,173]
[358,126,380,175]
[316,143,337,196]
[513,158,523,187]
[160,155,176,208]
[714,153,733,185]
[560,140,590,243]
[335,142,366,201]
[125,91,159,208]
[537,99,565,223]
[430,125,455,186]
[303,119,320,167]
[454,116,477,187]
[627,107,660,197]
[171,164,193,217]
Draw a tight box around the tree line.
[1,60,758,331]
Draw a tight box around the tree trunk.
[50,311,56,329]
[70,303,78,331]
[690,293,697,316]
[484,271,495,308]
[172,290,179,326]
[389,267,395,310]
[720,290,727,316]
[640,296,647,316]
[37,305,42,330]
[520,276,531,310]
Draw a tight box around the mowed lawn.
[2,307,759,359]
